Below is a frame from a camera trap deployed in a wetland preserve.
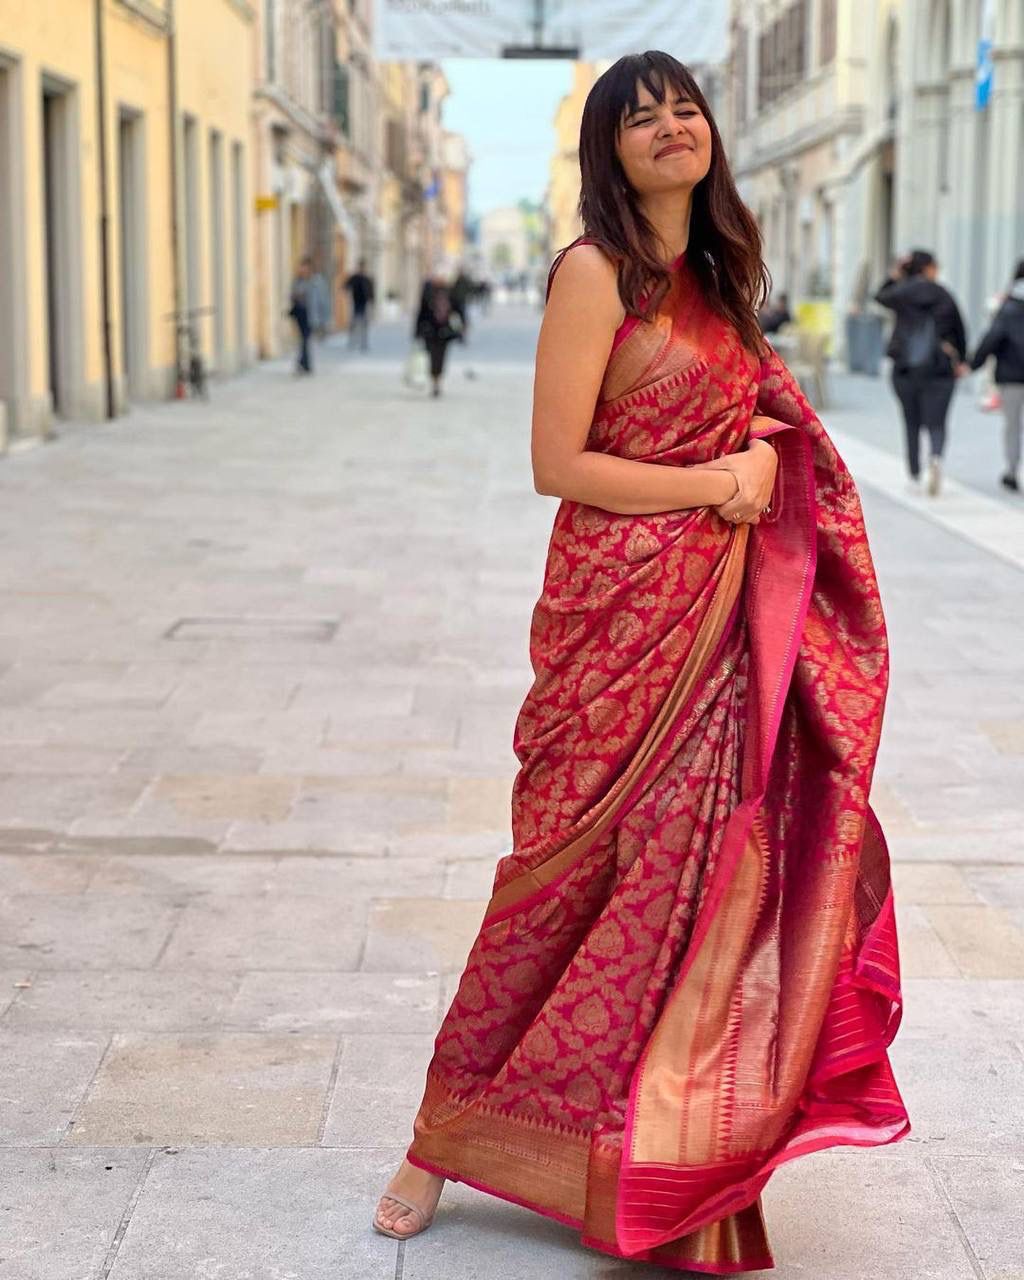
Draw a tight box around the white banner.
[374,0,728,64]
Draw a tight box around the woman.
[970,259,1024,492]
[374,52,908,1273]
[288,256,314,375]
[414,270,463,397]
[875,250,968,496]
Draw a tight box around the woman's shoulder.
[547,239,620,299]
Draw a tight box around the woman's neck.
[639,188,694,264]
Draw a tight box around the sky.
[441,60,575,218]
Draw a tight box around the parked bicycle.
[164,306,215,400]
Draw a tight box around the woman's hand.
[702,439,778,525]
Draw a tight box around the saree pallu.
[407,247,910,1273]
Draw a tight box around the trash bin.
[846,313,885,376]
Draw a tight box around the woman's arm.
[970,310,1006,370]
[532,245,759,517]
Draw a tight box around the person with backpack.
[969,258,1024,492]
[876,249,968,495]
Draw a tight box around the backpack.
[903,312,943,371]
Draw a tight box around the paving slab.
[158,893,366,971]
[0,1147,149,1280]
[759,1148,978,1280]
[86,852,279,896]
[66,1032,337,1146]
[3,969,240,1033]
[889,1035,1024,1155]
[0,852,97,893]
[0,894,179,970]
[225,970,441,1034]
[900,978,1024,1041]
[928,1154,1024,1280]
[360,897,488,973]
[322,1033,435,1147]
[0,1029,108,1144]
[925,905,1024,978]
[105,1146,400,1280]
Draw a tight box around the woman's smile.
[655,142,694,159]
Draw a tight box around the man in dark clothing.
[970,260,1024,491]
[345,260,375,352]
[449,269,473,340]
[758,292,792,335]
[876,249,968,496]
[289,256,315,374]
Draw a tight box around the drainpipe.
[167,0,184,395]
[94,0,116,418]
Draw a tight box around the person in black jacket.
[970,259,1024,492]
[414,272,464,398]
[876,249,968,496]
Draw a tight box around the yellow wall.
[0,0,255,442]
[548,63,596,256]
[442,166,467,264]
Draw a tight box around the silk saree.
[406,242,910,1273]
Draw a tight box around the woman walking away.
[414,270,463,397]
[876,250,968,496]
[288,256,315,375]
[970,259,1024,492]
[374,51,908,1274]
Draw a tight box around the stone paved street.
[1,308,1023,1279]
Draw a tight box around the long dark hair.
[578,51,769,353]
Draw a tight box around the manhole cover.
[164,617,339,642]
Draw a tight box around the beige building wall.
[250,0,333,359]
[441,130,469,267]
[729,0,897,352]
[546,63,597,258]
[0,0,256,449]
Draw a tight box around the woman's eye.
[676,110,698,118]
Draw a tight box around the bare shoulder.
[548,243,624,325]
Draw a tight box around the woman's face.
[615,80,712,198]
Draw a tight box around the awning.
[317,161,360,261]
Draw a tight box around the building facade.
[728,0,1024,352]
[547,62,597,257]
[0,0,255,445]
[250,0,337,359]
[0,3,467,446]
[894,0,1024,331]
[441,129,470,268]
[727,0,900,349]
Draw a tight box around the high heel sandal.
[372,1185,443,1240]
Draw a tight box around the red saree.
[406,242,909,1273]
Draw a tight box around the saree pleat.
[406,243,909,1273]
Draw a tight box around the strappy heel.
[372,1186,442,1240]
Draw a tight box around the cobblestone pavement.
[1,309,1022,1279]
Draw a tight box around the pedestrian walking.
[875,249,968,496]
[373,51,907,1274]
[969,258,1024,491]
[309,262,332,339]
[288,256,314,375]
[413,270,463,397]
[449,267,473,341]
[757,290,791,334]
[344,259,375,352]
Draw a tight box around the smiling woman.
[374,50,908,1275]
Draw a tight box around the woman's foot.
[374,1160,445,1238]
[926,457,942,496]
[1000,472,1019,492]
